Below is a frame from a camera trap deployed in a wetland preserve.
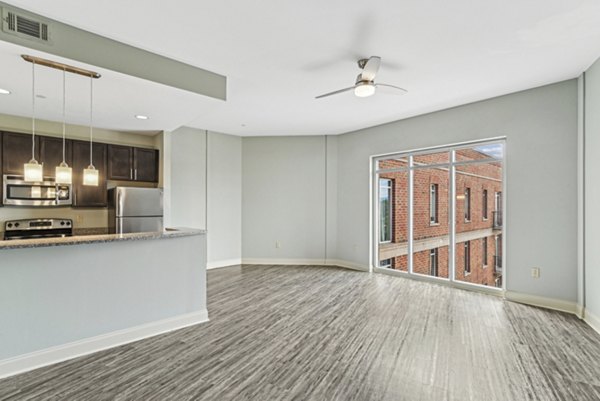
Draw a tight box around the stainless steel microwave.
[3,175,72,206]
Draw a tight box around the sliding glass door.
[374,140,505,291]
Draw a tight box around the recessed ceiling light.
[0,88,11,95]
[135,115,149,120]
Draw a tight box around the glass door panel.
[412,166,450,279]
[454,158,503,288]
[377,171,408,271]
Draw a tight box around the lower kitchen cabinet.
[72,140,107,207]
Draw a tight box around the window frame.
[429,183,439,225]
[482,237,488,267]
[378,178,393,244]
[482,189,488,220]
[464,187,471,222]
[429,248,439,276]
[464,241,471,274]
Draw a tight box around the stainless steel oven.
[3,218,73,240]
[3,175,72,206]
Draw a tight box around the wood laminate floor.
[1,265,599,401]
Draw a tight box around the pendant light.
[83,74,98,186]
[55,69,72,184]
[24,60,43,182]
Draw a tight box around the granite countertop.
[0,228,206,250]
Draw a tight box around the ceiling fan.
[315,56,407,99]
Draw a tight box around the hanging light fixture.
[55,69,72,184]
[83,74,98,186]
[24,60,43,182]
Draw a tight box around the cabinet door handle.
[130,168,133,180]
[134,169,137,181]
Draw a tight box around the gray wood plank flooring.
[1,264,599,400]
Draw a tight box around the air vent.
[1,8,50,43]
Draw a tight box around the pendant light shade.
[55,69,72,184]
[56,162,72,184]
[24,60,43,182]
[83,75,98,186]
[83,166,98,186]
[24,160,43,182]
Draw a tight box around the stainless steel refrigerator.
[108,187,163,234]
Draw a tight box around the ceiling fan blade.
[361,56,381,81]
[315,86,356,99]
[375,83,408,95]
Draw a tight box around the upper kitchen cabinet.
[133,148,159,182]
[72,140,107,207]
[2,132,38,176]
[108,144,159,183]
[107,145,133,181]
[39,136,72,173]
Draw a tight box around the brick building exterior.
[378,149,503,287]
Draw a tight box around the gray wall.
[584,57,600,319]
[336,80,578,302]
[167,127,207,230]
[240,80,578,303]
[207,132,242,266]
[242,136,328,262]
[165,128,242,266]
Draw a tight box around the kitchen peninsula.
[0,228,207,378]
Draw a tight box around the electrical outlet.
[531,267,540,278]
[75,215,83,224]
[275,241,281,249]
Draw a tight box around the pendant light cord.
[62,69,66,164]
[31,61,36,161]
[89,75,94,167]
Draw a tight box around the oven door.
[3,175,72,206]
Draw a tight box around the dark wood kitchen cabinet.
[133,148,159,182]
[72,140,107,207]
[39,136,72,172]
[2,132,38,175]
[108,144,159,183]
[107,144,133,181]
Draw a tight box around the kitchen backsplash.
[0,207,108,229]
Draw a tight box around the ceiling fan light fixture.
[354,82,376,98]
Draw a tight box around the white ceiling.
[2,0,600,136]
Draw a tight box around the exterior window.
[482,189,488,220]
[430,184,439,224]
[482,237,488,267]
[464,241,471,274]
[430,248,439,276]
[379,179,393,243]
[380,258,392,269]
[464,188,471,222]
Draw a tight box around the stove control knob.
[14,222,20,228]
[60,221,65,226]
[66,221,71,226]
[7,223,12,228]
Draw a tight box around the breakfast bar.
[0,228,207,378]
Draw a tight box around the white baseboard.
[325,259,370,272]
[0,309,209,380]
[242,258,328,266]
[584,308,600,335]
[207,258,242,270]
[241,258,370,272]
[504,291,579,314]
